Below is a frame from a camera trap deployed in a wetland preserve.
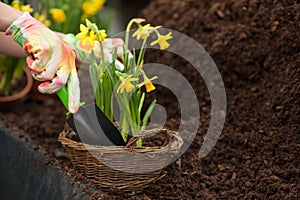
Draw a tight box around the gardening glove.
[63,33,133,71]
[5,12,80,113]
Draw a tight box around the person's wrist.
[2,12,22,31]
[0,2,23,31]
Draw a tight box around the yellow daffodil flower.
[76,24,96,46]
[82,1,98,17]
[86,19,107,41]
[11,1,33,13]
[49,8,66,23]
[76,20,107,46]
[11,0,20,10]
[130,18,146,24]
[34,13,51,27]
[117,75,138,93]
[150,32,173,50]
[20,4,33,12]
[98,30,107,41]
[94,0,105,10]
[82,0,105,18]
[144,81,156,92]
[137,74,158,93]
[132,24,161,40]
[86,18,97,31]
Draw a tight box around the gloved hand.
[63,33,132,71]
[5,12,80,113]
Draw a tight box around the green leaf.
[141,99,157,131]
[138,92,145,113]
[89,51,100,98]
[0,56,24,93]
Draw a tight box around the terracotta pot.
[0,67,33,110]
[27,79,56,102]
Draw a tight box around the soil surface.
[0,0,299,199]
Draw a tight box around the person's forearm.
[0,2,66,57]
[0,31,25,57]
[0,2,23,31]
[0,2,25,57]
[0,30,65,58]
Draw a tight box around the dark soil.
[1,0,299,199]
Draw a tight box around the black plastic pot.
[0,122,91,200]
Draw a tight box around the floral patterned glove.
[63,33,131,71]
[5,12,80,113]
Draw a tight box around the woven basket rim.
[58,126,183,153]
[57,126,183,192]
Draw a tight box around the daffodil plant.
[39,0,113,34]
[76,18,172,146]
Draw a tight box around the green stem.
[125,19,135,53]
[98,78,102,111]
[123,19,136,69]
[137,37,148,67]
[96,31,105,66]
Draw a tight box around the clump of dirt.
[0,0,299,199]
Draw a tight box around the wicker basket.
[58,125,183,192]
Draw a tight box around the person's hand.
[63,33,132,71]
[5,12,80,113]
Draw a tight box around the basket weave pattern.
[58,127,183,192]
